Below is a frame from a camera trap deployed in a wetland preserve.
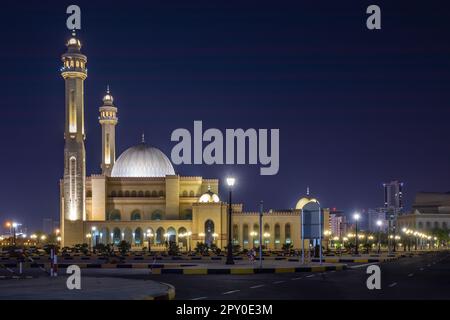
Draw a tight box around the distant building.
[367,208,388,232]
[329,209,347,238]
[398,192,450,231]
[383,180,404,215]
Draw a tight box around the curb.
[0,275,34,280]
[143,282,176,300]
[150,264,347,275]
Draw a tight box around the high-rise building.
[329,208,347,238]
[383,180,404,214]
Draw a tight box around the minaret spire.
[141,132,145,143]
[99,85,118,176]
[306,186,310,196]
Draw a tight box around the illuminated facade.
[59,34,329,250]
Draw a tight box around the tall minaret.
[61,31,87,225]
[99,86,118,176]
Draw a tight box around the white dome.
[111,143,175,177]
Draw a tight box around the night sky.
[1,1,450,231]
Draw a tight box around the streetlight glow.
[226,177,235,187]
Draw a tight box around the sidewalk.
[0,276,175,300]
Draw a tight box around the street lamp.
[86,233,92,250]
[212,233,218,245]
[186,231,192,252]
[376,220,383,253]
[226,177,235,265]
[353,213,361,255]
[323,230,331,252]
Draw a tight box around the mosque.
[59,33,329,250]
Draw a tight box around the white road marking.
[222,290,240,295]
[408,273,414,277]
[350,262,380,269]
[389,282,398,288]
[191,296,208,300]
[250,284,265,289]
[306,274,315,278]
[330,270,336,273]
[419,268,424,271]
[273,281,285,284]
[291,277,302,280]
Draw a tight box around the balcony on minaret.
[60,33,88,79]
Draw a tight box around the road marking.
[427,264,431,267]
[250,284,265,289]
[291,277,302,280]
[419,268,424,271]
[408,273,414,277]
[330,270,336,273]
[191,296,208,300]
[350,262,379,269]
[222,290,240,295]
[273,280,285,284]
[388,282,398,288]
[306,274,315,278]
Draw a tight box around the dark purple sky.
[1,1,450,231]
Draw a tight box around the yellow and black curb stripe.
[142,282,176,300]
[150,265,347,275]
[311,257,398,263]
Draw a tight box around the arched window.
[130,210,141,221]
[151,191,157,197]
[418,222,423,229]
[178,227,187,248]
[285,223,291,244]
[243,224,249,245]
[134,227,143,245]
[125,191,130,197]
[159,190,164,197]
[434,221,439,229]
[189,190,195,197]
[118,190,123,197]
[111,190,117,197]
[138,191,144,197]
[182,190,188,197]
[275,224,281,244]
[426,221,431,229]
[204,220,215,246]
[151,210,163,220]
[145,191,150,197]
[253,223,259,245]
[112,228,121,245]
[167,227,176,243]
[232,224,239,244]
[131,190,137,197]
[108,210,121,221]
[155,227,165,244]
[443,222,448,229]
[264,224,270,246]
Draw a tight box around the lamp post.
[323,230,331,252]
[376,220,383,254]
[12,222,18,246]
[259,201,263,268]
[86,233,92,251]
[353,213,361,255]
[226,177,235,265]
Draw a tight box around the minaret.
[61,31,87,224]
[99,86,118,176]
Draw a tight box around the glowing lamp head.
[376,220,383,227]
[12,222,18,228]
[226,177,235,187]
[353,213,361,221]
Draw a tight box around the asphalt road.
[143,251,450,300]
[2,251,449,300]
